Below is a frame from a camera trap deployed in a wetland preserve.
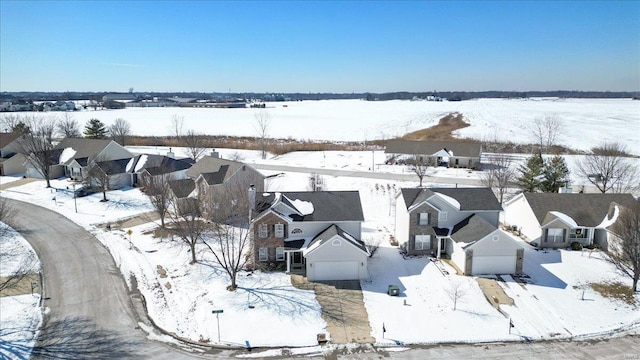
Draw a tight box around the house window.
[455,159,459,165]
[438,212,448,222]
[258,224,268,238]
[415,235,431,250]
[546,228,564,243]
[570,228,588,239]
[291,228,303,235]
[258,247,268,262]
[332,239,342,246]
[275,224,285,238]
[418,212,430,225]
[275,247,285,261]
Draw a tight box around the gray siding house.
[385,140,482,169]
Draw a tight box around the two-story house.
[187,154,265,216]
[503,193,636,251]
[251,190,369,281]
[395,187,523,275]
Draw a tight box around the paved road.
[253,163,484,186]
[3,199,226,359]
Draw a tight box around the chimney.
[248,184,256,211]
[210,149,219,158]
[167,147,175,159]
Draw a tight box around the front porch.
[285,250,306,276]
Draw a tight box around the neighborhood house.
[503,193,637,251]
[251,190,369,281]
[395,187,523,275]
[385,139,482,169]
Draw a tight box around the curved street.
[3,198,224,359]
[3,197,639,359]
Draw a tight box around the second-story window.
[419,212,430,225]
[438,211,448,222]
[258,224,268,238]
[275,224,285,238]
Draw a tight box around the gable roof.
[187,156,261,183]
[400,187,502,212]
[55,138,116,165]
[385,140,482,158]
[305,224,368,255]
[200,165,230,185]
[145,157,194,176]
[523,193,637,227]
[94,158,132,175]
[450,214,497,244]
[168,178,195,199]
[0,132,22,149]
[256,191,364,222]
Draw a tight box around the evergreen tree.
[517,153,544,192]
[542,155,570,193]
[84,118,108,139]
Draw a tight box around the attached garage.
[471,255,517,275]
[304,225,369,282]
[451,228,524,276]
[311,261,360,281]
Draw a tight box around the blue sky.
[1,1,638,92]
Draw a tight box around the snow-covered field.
[1,147,638,349]
[6,98,640,154]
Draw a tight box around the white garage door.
[313,261,359,281]
[472,255,516,275]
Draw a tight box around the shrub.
[570,242,583,251]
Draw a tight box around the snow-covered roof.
[548,211,578,227]
[434,192,461,211]
[58,147,77,165]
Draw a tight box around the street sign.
[212,309,224,314]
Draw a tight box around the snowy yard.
[1,148,639,349]
[0,223,42,358]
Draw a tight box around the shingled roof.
[55,138,114,165]
[450,214,497,244]
[400,187,502,211]
[385,140,482,158]
[94,158,132,175]
[257,191,364,222]
[168,179,195,199]
[523,193,637,227]
[307,224,368,253]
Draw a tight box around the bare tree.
[481,154,516,204]
[86,160,111,202]
[18,116,59,188]
[446,278,468,310]
[254,110,271,160]
[109,118,131,146]
[170,114,184,140]
[577,142,639,193]
[183,129,207,162]
[144,173,174,229]
[608,199,640,292]
[57,113,81,138]
[202,177,252,291]
[529,115,562,154]
[410,155,431,187]
[168,195,208,265]
[0,114,23,132]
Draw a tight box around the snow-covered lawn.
[0,222,42,359]
[1,148,638,348]
[500,248,640,339]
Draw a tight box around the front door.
[290,251,305,274]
